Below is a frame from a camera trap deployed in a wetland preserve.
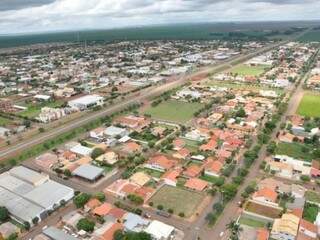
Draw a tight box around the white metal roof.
[145,220,175,239]
[72,164,104,181]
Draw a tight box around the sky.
[0,0,319,34]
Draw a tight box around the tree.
[221,184,238,202]
[266,141,277,155]
[73,193,91,208]
[127,194,144,205]
[227,220,242,239]
[32,217,39,225]
[77,218,95,232]
[24,221,30,230]
[91,148,105,159]
[300,175,310,182]
[114,230,152,240]
[95,192,106,202]
[0,206,9,222]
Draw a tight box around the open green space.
[148,185,205,217]
[305,190,320,204]
[18,100,65,118]
[230,64,268,77]
[144,100,204,124]
[183,138,200,152]
[303,202,319,222]
[239,216,266,228]
[297,93,320,117]
[299,30,320,42]
[275,142,314,162]
[0,116,11,126]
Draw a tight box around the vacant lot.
[297,93,320,117]
[245,201,282,219]
[148,185,205,217]
[230,64,268,77]
[144,100,203,124]
[239,216,266,228]
[276,142,313,162]
[305,190,320,204]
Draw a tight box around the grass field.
[230,64,268,77]
[239,216,266,228]
[305,190,320,204]
[144,100,204,124]
[276,142,313,162]
[148,185,205,217]
[297,93,320,117]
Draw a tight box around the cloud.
[0,0,319,34]
[0,0,56,11]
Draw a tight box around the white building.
[68,94,104,110]
[145,220,175,240]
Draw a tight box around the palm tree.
[226,220,242,239]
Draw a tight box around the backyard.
[230,64,268,77]
[148,185,205,217]
[297,93,320,117]
[144,100,204,124]
[303,202,319,222]
[245,201,282,219]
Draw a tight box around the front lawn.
[148,185,205,217]
[144,100,204,124]
[297,93,320,117]
[230,64,268,77]
[239,216,266,228]
[138,168,164,178]
[0,116,11,126]
[275,142,313,162]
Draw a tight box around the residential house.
[271,213,300,240]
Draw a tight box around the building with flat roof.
[68,94,104,110]
[72,164,104,182]
[144,220,175,240]
[0,166,74,225]
[43,227,79,240]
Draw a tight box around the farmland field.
[144,100,203,124]
[297,93,320,117]
[298,30,320,42]
[230,64,268,76]
[148,185,205,217]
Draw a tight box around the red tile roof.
[185,178,208,191]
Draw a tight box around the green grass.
[276,142,313,162]
[148,185,205,217]
[144,100,204,124]
[0,116,11,126]
[297,93,320,117]
[305,190,320,204]
[239,216,266,228]
[183,138,200,152]
[230,64,268,77]
[303,202,319,222]
[199,174,220,184]
[18,100,65,118]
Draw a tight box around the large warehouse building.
[68,94,104,110]
[0,166,74,225]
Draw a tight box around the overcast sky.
[0,0,319,34]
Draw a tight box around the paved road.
[0,41,285,162]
